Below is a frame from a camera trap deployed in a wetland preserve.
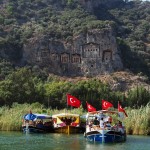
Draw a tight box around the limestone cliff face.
[23,28,123,76]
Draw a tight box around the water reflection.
[0,132,150,150]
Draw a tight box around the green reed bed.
[124,103,150,135]
[0,103,85,131]
[0,103,43,131]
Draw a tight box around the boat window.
[60,117,77,125]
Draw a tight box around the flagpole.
[118,101,119,121]
[66,93,68,114]
[70,94,72,113]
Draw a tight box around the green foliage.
[6,4,14,15]
[0,66,150,109]
[127,86,150,108]
[67,0,75,6]
[0,59,14,79]
[0,67,45,106]
[0,0,113,60]
[0,79,13,105]
[0,14,4,24]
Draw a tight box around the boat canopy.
[52,113,79,118]
[88,110,118,115]
[52,113,80,124]
[23,113,52,121]
[86,110,119,120]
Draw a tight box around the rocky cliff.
[23,28,123,76]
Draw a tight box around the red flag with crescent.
[118,102,128,117]
[86,102,96,112]
[67,94,81,108]
[102,100,113,110]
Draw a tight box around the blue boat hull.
[22,126,54,133]
[86,130,126,143]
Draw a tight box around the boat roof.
[34,113,52,118]
[87,110,118,115]
[52,113,79,118]
[23,113,52,121]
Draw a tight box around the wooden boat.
[84,110,126,143]
[52,113,85,134]
[22,113,54,133]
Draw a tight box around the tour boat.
[52,113,85,134]
[84,110,126,143]
[22,113,54,133]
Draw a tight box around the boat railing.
[86,123,125,133]
[23,119,54,128]
[86,124,110,132]
[70,122,80,127]
[22,120,36,127]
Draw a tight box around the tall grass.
[124,103,150,135]
[0,103,85,131]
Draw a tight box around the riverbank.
[0,102,149,135]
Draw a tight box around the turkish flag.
[118,102,128,117]
[86,102,96,112]
[67,94,81,108]
[102,100,113,110]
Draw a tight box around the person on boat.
[88,120,93,131]
[100,118,105,128]
[99,112,106,120]
[44,120,53,126]
[105,121,111,130]
[117,120,124,134]
[61,117,66,123]
[29,120,35,126]
[89,120,93,127]
[36,120,43,128]
[93,117,99,125]
[106,116,112,124]
[22,120,29,126]
[71,117,76,122]
[66,117,72,125]
[93,117,100,130]
[118,120,122,127]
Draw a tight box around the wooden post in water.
[68,125,70,135]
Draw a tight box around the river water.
[0,131,150,150]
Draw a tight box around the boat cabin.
[52,113,80,128]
